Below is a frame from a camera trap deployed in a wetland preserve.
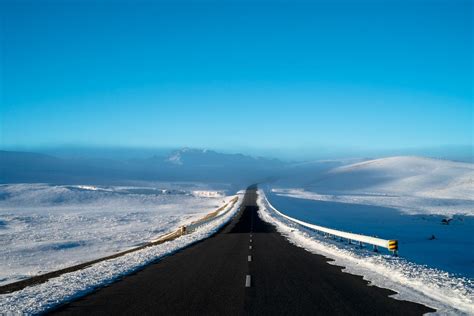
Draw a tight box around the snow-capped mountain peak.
[165,148,211,165]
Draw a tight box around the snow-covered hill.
[274,156,473,216]
[309,156,473,199]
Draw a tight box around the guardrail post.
[388,240,398,256]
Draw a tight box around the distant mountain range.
[1,149,472,192]
[0,148,288,185]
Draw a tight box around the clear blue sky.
[1,0,472,157]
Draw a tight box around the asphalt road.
[51,188,434,315]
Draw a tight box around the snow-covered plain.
[258,190,474,315]
[0,189,243,314]
[0,183,232,286]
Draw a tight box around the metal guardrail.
[262,193,398,254]
[186,196,239,233]
[150,196,239,242]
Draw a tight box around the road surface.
[51,188,434,315]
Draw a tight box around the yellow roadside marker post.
[388,240,398,256]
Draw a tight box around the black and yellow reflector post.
[388,240,398,256]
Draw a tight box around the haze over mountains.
[2,147,472,199]
[0,148,288,185]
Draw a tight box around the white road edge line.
[245,275,251,287]
[249,245,252,250]
[248,255,252,262]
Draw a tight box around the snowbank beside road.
[0,183,232,286]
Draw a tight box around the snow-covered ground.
[0,189,243,314]
[258,190,474,315]
[268,157,474,277]
[293,156,473,216]
[262,156,473,314]
[266,191,474,278]
[0,183,233,286]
